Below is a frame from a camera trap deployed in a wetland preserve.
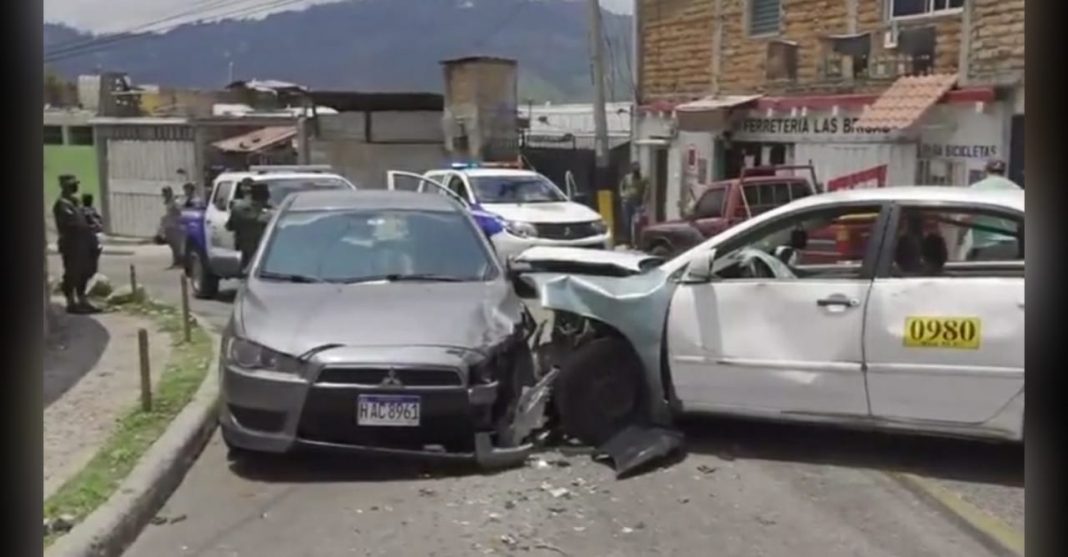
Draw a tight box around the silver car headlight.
[226,337,301,373]
[506,220,538,238]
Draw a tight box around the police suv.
[182,165,358,298]
[415,164,611,260]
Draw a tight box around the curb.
[890,472,1024,557]
[45,314,220,557]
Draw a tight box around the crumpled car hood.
[514,246,664,276]
[236,279,523,357]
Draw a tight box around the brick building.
[632,0,1024,221]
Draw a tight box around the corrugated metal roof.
[853,74,958,131]
[519,102,631,136]
[212,126,297,153]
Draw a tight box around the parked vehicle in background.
[637,165,820,259]
[419,164,611,260]
[182,165,358,298]
[515,186,1025,447]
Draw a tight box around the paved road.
[51,249,1022,556]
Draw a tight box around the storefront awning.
[675,95,763,131]
[675,94,763,113]
[212,126,297,153]
[852,74,958,132]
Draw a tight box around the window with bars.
[890,0,964,19]
[749,0,781,36]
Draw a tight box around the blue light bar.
[450,162,480,169]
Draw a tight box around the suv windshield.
[469,174,566,204]
[257,209,496,283]
[254,177,353,206]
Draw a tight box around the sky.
[43,0,633,34]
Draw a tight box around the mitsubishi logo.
[380,368,403,387]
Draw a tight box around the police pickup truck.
[182,165,358,298]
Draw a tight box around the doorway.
[654,147,668,221]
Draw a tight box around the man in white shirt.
[962,159,1023,261]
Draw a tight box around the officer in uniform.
[52,175,97,313]
[226,180,274,271]
[80,193,105,296]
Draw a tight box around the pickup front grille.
[534,221,601,240]
[316,367,464,387]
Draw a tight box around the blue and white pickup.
[181,165,358,298]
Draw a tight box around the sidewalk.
[43,299,172,501]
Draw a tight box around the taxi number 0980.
[903,317,981,349]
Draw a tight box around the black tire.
[186,247,219,300]
[552,336,644,446]
[650,242,674,258]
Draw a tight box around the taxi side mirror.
[680,250,717,284]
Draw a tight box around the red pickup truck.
[637,165,821,258]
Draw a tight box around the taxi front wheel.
[552,336,644,447]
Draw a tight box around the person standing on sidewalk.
[79,193,105,297]
[181,182,202,209]
[618,162,650,245]
[962,159,1023,261]
[159,186,184,268]
[52,175,97,314]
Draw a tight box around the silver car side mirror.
[680,249,717,284]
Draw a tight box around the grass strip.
[44,298,214,547]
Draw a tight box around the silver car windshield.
[470,175,566,203]
[257,209,497,284]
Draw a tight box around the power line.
[46,0,241,54]
[46,0,307,62]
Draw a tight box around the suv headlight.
[506,220,538,238]
[226,337,301,374]
[590,220,607,234]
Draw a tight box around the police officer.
[52,175,97,313]
[181,182,201,209]
[226,180,274,271]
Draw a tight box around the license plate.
[356,395,420,427]
[903,316,981,349]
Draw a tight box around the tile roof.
[212,126,297,153]
[853,74,958,131]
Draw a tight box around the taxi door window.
[714,204,886,280]
[879,206,1024,279]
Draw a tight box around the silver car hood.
[236,279,523,357]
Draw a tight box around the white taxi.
[517,186,1025,444]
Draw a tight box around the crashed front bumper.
[219,362,534,467]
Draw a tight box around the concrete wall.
[442,59,518,161]
[310,111,447,188]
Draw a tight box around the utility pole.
[587,0,613,229]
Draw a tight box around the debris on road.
[596,424,685,479]
[697,464,718,475]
